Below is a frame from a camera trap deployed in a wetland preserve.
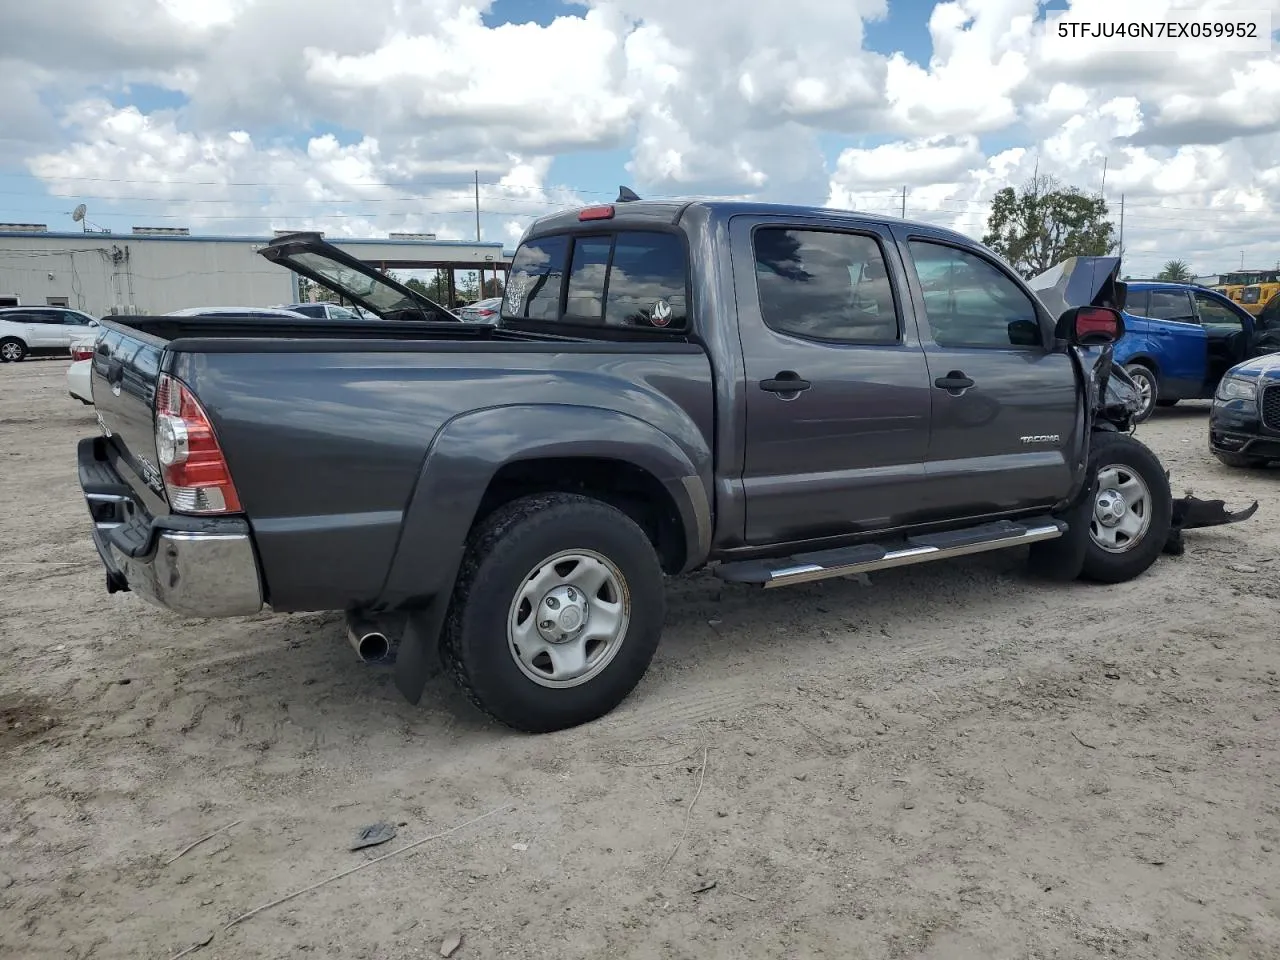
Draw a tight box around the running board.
[715,516,1066,588]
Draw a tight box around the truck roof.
[524,197,975,248]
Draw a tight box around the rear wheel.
[1080,432,1172,583]
[441,493,665,733]
[0,338,26,363]
[1124,364,1158,423]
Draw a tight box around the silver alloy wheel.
[1129,368,1154,418]
[507,549,631,688]
[1089,463,1153,554]
[0,342,22,361]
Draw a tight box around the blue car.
[1031,258,1265,422]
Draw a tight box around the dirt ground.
[1,358,1278,960]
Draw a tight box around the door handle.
[934,372,974,391]
[760,372,811,394]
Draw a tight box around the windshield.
[289,251,418,315]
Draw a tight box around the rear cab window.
[502,230,689,333]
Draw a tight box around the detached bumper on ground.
[77,436,264,618]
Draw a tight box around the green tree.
[1156,258,1193,282]
[982,174,1118,279]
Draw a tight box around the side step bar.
[715,516,1066,589]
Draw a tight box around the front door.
[900,235,1081,520]
[734,216,933,545]
[1192,289,1252,390]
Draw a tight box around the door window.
[1147,290,1196,323]
[1194,293,1244,331]
[907,240,1040,348]
[752,228,899,344]
[1125,290,1151,317]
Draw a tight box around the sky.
[0,0,1277,277]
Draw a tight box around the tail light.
[71,346,94,362]
[154,373,242,514]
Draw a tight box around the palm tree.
[1156,259,1194,283]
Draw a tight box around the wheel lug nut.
[540,620,554,629]
[546,597,559,609]
[566,588,576,600]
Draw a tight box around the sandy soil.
[1,357,1278,960]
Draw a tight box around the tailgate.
[90,324,170,515]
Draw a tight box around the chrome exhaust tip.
[346,613,395,664]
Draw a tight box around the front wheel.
[0,338,26,363]
[1124,364,1158,423]
[1080,432,1172,583]
[441,493,666,733]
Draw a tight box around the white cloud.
[2,0,1278,274]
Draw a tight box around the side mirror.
[1057,305,1125,346]
[1007,318,1042,347]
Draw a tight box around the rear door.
[901,235,1079,518]
[20,310,62,348]
[1144,288,1206,398]
[732,215,933,544]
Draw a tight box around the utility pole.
[1118,193,1125,260]
[474,170,481,241]
[901,185,907,219]
[1100,156,1108,198]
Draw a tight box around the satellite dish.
[72,204,87,223]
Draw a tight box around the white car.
[281,301,368,320]
[0,306,99,362]
[67,336,95,405]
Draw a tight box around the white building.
[0,224,511,316]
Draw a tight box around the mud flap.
[1164,494,1259,556]
[393,600,449,705]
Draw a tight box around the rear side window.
[753,228,899,344]
[503,235,570,321]
[504,231,689,331]
[1147,290,1195,323]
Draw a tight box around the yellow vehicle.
[1214,270,1279,311]
[1240,271,1280,316]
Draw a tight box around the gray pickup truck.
[78,194,1230,732]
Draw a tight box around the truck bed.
[87,315,715,614]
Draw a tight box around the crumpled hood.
[1027,256,1126,318]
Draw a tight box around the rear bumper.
[78,436,264,618]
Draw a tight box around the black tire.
[0,338,26,363]
[1079,432,1172,584]
[441,492,665,733]
[1124,364,1158,423]
[1213,450,1269,469]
